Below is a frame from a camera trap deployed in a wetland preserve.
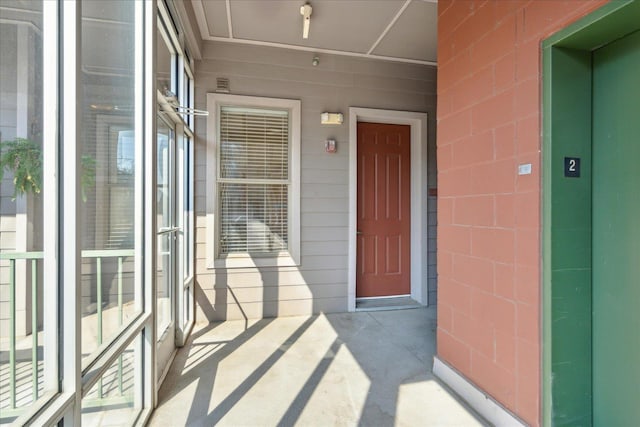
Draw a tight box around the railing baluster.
[118,256,123,324]
[97,257,103,399]
[9,259,16,409]
[118,256,124,395]
[1,250,133,410]
[32,259,38,402]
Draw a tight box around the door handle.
[356,230,363,235]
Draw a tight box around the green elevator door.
[592,29,640,426]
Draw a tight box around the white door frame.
[348,107,428,311]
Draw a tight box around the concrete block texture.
[436,1,608,425]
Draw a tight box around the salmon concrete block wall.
[192,40,438,322]
[436,1,607,425]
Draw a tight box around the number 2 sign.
[564,157,581,178]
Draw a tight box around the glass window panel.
[219,108,289,180]
[156,116,173,335]
[81,339,141,426]
[217,106,290,256]
[80,0,140,360]
[0,2,54,422]
[157,27,173,96]
[219,183,288,254]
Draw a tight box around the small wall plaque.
[564,157,580,177]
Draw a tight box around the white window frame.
[206,94,300,269]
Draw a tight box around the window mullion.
[42,0,59,401]
[60,0,82,424]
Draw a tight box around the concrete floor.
[149,307,488,426]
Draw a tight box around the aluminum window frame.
[17,1,154,425]
[9,1,193,423]
[10,1,61,421]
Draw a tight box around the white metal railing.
[0,249,134,420]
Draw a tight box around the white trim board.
[433,357,527,427]
[348,107,428,312]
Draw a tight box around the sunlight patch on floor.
[210,314,371,425]
[395,377,485,426]
[294,342,371,425]
[150,308,487,426]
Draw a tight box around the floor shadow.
[153,307,488,426]
[276,337,343,426]
[203,316,317,425]
[156,317,272,405]
[194,280,217,323]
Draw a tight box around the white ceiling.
[190,0,438,66]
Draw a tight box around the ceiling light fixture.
[300,3,312,39]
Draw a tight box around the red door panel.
[357,122,410,297]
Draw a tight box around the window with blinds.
[218,106,290,255]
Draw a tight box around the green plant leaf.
[0,137,42,200]
[0,137,96,202]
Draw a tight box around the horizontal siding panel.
[302,213,348,227]
[226,285,312,303]
[198,59,356,88]
[312,297,347,314]
[200,75,348,101]
[301,198,347,213]
[207,296,347,321]
[300,184,348,199]
[301,241,347,257]
[301,227,348,242]
[301,168,349,185]
[299,255,348,270]
[206,268,347,288]
[201,41,435,81]
[354,74,435,95]
[300,140,349,156]
[219,283,346,303]
[301,155,347,171]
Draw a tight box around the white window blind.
[218,106,290,255]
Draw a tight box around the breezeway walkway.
[149,307,487,426]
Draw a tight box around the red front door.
[356,122,411,297]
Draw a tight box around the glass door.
[156,114,177,379]
[155,3,195,383]
[176,130,195,346]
